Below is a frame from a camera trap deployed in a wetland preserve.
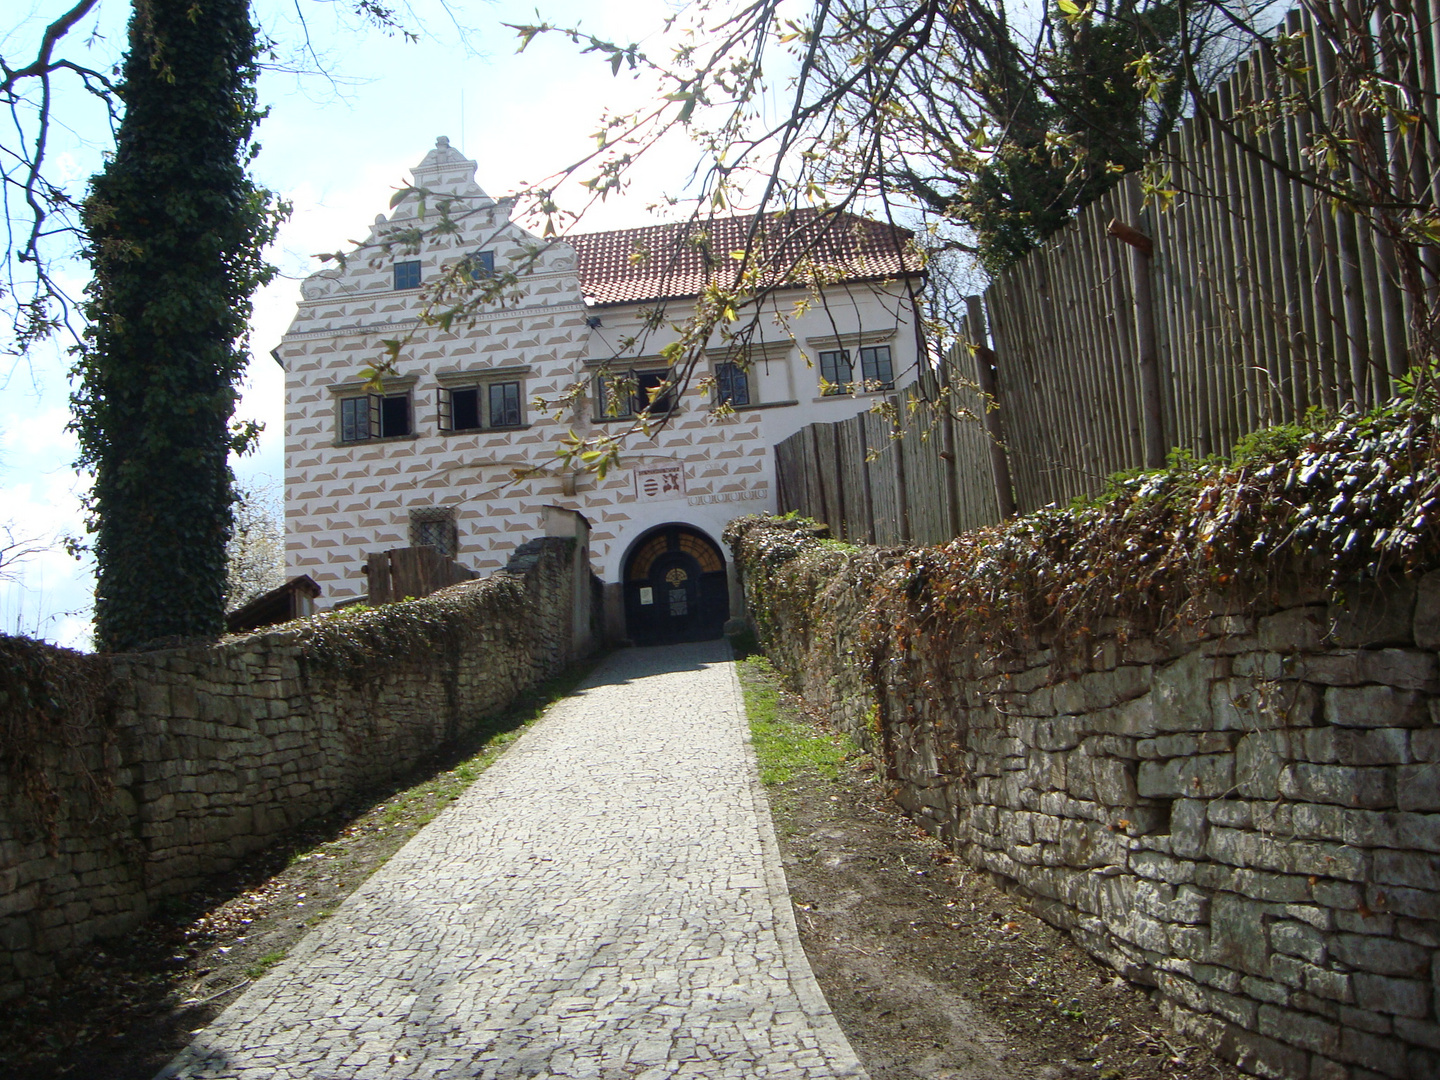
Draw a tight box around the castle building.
[278,138,923,643]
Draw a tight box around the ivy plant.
[72,0,286,652]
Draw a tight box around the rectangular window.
[340,396,369,442]
[393,260,422,290]
[860,345,894,389]
[633,370,673,415]
[596,369,675,419]
[449,387,481,431]
[715,362,751,407]
[410,507,457,557]
[339,392,410,442]
[819,349,852,395]
[439,380,525,432]
[463,250,495,280]
[380,395,409,435]
[488,382,522,427]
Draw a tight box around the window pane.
[393,261,421,290]
[410,508,457,557]
[819,350,851,394]
[717,362,750,406]
[489,382,521,427]
[380,394,410,437]
[340,397,368,441]
[596,374,629,418]
[634,370,672,415]
[861,346,894,387]
[450,388,480,430]
[465,250,495,279]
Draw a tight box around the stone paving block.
[155,643,868,1080]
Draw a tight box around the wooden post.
[965,296,1018,519]
[1108,218,1166,469]
[808,424,827,526]
[857,416,877,544]
[365,550,392,605]
[889,395,913,543]
[936,351,964,537]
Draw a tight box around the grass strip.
[738,654,854,786]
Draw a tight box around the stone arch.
[620,523,729,645]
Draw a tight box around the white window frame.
[805,330,898,398]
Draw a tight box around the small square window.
[715,362,751,407]
[394,261,422,290]
[462,250,496,281]
[860,345,894,389]
[819,349,852,395]
[410,507,457,557]
[632,370,673,415]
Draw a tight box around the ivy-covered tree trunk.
[75,0,281,652]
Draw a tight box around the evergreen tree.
[73,0,283,652]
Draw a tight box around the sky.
[0,0,732,650]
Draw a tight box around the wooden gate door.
[623,526,729,645]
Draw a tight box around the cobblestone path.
[156,641,866,1080]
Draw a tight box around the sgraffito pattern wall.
[0,536,589,1002]
[729,516,1440,1080]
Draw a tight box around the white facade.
[279,138,922,638]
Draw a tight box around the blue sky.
[0,0,708,648]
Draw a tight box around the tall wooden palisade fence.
[775,1,1440,532]
[772,308,1005,547]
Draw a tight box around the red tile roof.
[569,209,920,306]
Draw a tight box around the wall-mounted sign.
[639,587,654,605]
[634,463,686,501]
[687,487,767,506]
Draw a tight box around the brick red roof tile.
[569,209,919,306]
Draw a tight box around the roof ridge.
[566,206,908,241]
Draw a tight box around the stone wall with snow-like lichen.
[729,515,1440,1080]
[0,532,592,1002]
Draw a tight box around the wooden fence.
[776,2,1438,533]
[364,547,476,605]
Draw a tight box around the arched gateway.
[622,525,730,645]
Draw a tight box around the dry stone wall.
[730,517,1440,1080]
[0,534,590,1002]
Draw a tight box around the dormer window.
[393,260,422,290]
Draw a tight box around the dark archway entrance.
[622,525,730,645]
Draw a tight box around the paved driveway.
[156,641,866,1080]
